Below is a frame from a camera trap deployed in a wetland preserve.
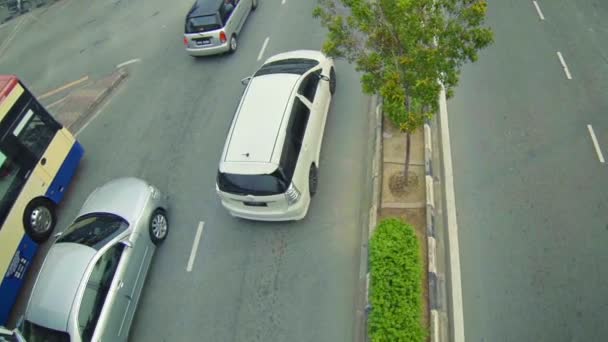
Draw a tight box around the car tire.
[149,208,169,245]
[252,0,257,10]
[228,35,237,54]
[329,67,336,95]
[23,198,56,243]
[309,164,318,196]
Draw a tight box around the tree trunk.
[404,132,411,185]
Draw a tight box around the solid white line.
[439,85,465,342]
[186,221,205,272]
[532,1,545,20]
[46,95,69,109]
[587,125,605,163]
[257,37,270,61]
[556,52,572,80]
[281,0,286,4]
[0,16,26,57]
[74,88,117,136]
[116,58,142,69]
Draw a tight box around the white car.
[216,50,336,221]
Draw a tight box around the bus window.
[12,102,58,160]
[0,152,25,227]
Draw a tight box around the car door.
[296,68,329,164]
[113,230,153,338]
[232,0,250,33]
[78,243,127,342]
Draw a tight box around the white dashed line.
[556,52,572,80]
[257,37,270,61]
[587,125,605,164]
[532,1,545,20]
[186,221,205,272]
[281,0,286,4]
[116,58,142,69]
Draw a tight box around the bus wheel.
[24,198,57,243]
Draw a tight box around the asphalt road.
[0,0,373,341]
[448,0,608,341]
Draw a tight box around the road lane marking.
[257,37,270,61]
[281,0,286,4]
[0,16,27,58]
[556,52,572,80]
[46,95,69,109]
[116,58,142,69]
[186,221,205,272]
[587,125,605,163]
[39,76,89,100]
[532,1,545,20]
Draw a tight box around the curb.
[67,68,127,132]
[423,119,441,342]
[356,94,382,342]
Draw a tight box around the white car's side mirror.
[241,76,252,85]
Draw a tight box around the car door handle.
[117,280,124,290]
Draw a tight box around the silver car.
[19,178,169,342]
[183,0,257,56]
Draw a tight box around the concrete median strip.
[357,88,456,341]
[50,68,127,133]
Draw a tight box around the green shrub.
[369,218,425,342]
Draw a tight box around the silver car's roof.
[78,177,150,225]
[26,242,96,331]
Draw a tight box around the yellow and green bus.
[0,75,84,325]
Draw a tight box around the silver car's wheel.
[23,198,56,243]
[150,209,169,245]
[229,35,237,53]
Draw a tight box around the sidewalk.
[377,116,430,331]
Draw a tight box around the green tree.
[314,0,493,184]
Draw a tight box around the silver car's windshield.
[57,213,128,250]
[22,320,70,342]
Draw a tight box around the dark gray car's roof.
[187,0,224,17]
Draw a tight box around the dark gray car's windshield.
[22,320,70,342]
[186,15,221,33]
[254,58,319,77]
[58,213,128,249]
[217,170,287,196]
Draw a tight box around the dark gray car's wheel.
[23,198,56,243]
[149,209,169,245]
[329,67,336,95]
[229,35,237,53]
[252,0,257,10]
[309,164,318,196]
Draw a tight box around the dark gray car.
[184,0,257,56]
[19,177,169,342]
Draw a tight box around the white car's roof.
[26,243,96,332]
[224,73,299,164]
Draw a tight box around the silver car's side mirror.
[319,74,330,82]
[54,232,63,239]
[241,76,252,85]
[121,240,133,248]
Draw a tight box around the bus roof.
[0,75,19,104]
